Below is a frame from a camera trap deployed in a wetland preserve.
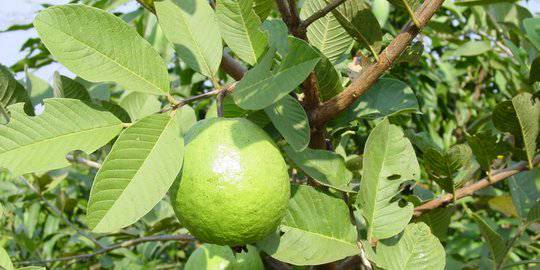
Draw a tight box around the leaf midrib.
[282,225,358,248]
[35,14,165,93]
[0,122,121,157]
[92,116,175,229]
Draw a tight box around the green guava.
[171,117,290,246]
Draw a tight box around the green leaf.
[0,64,30,111]
[156,0,222,78]
[423,144,472,193]
[527,200,540,222]
[451,40,491,57]
[417,206,455,241]
[216,0,268,65]
[174,105,197,136]
[252,0,273,20]
[387,0,422,26]
[372,0,390,26]
[185,244,263,270]
[25,71,53,106]
[337,78,419,123]
[466,131,507,171]
[231,37,320,110]
[284,146,353,192]
[87,114,184,232]
[232,245,264,270]
[0,98,123,176]
[34,5,169,95]
[357,118,419,240]
[185,244,234,270]
[331,0,382,58]
[314,53,344,101]
[509,169,539,219]
[523,17,540,50]
[377,222,446,270]
[52,72,91,101]
[262,20,289,56]
[471,213,506,265]
[0,245,13,270]
[300,0,353,63]
[492,93,539,168]
[119,92,161,122]
[530,57,540,84]
[265,95,309,151]
[259,185,360,265]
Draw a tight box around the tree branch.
[310,0,446,127]
[414,156,540,216]
[17,234,194,265]
[19,176,105,249]
[66,154,101,169]
[300,0,348,29]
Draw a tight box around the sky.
[0,0,539,82]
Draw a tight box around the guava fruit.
[171,117,290,246]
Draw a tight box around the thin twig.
[300,0,348,29]
[310,0,446,127]
[66,154,101,169]
[19,176,106,249]
[17,234,194,265]
[414,156,540,216]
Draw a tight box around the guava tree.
[0,0,539,269]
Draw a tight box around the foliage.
[0,0,538,269]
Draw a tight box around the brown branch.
[310,0,446,127]
[300,0,348,29]
[414,156,540,216]
[17,234,194,265]
[19,176,105,249]
[276,0,294,30]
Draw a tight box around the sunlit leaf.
[34,5,170,95]
[265,95,310,151]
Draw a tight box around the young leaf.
[216,0,268,65]
[336,78,419,123]
[357,118,420,240]
[232,37,320,110]
[53,72,91,101]
[0,99,123,176]
[259,185,360,265]
[119,92,161,122]
[265,95,310,151]
[471,213,506,265]
[87,114,184,233]
[156,0,222,78]
[509,169,539,219]
[300,0,353,63]
[34,5,170,95]
[377,222,446,270]
[492,92,539,168]
[284,146,353,192]
[331,0,382,58]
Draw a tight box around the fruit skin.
[172,117,290,246]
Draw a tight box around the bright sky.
[0,0,539,81]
